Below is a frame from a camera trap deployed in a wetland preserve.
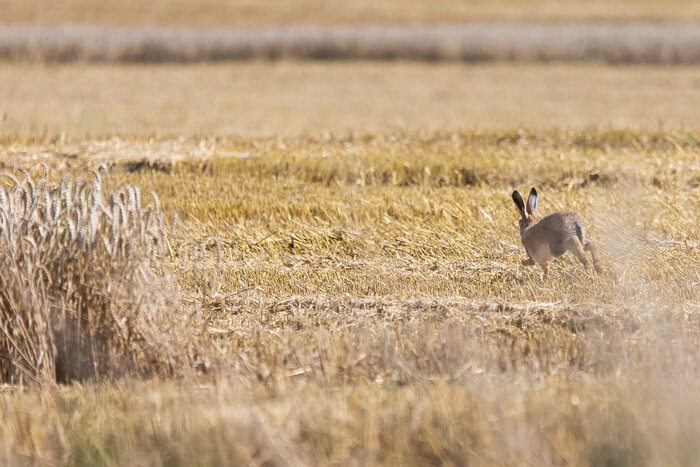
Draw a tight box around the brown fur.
[512,188,603,279]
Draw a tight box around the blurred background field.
[3,0,700,26]
[2,62,700,138]
[3,0,700,64]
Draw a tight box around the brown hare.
[512,188,603,279]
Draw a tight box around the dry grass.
[0,166,209,386]
[2,62,700,138]
[0,130,697,464]
[1,0,699,27]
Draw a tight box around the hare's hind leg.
[566,236,591,270]
[584,240,603,273]
[521,257,535,266]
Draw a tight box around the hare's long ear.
[526,187,538,216]
[512,190,526,218]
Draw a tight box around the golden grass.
[2,376,698,465]
[0,130,698,464]
[2,63,700,138]
[2,0,700,27]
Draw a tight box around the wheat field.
[0,126,698,465]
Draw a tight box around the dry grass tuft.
[0,166,207,386]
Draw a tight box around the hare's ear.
[512,190,526,218]
[527,187,538,215]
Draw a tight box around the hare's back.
[531,212,585,256]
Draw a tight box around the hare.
[512,188,603,279]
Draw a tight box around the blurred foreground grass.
[0,130,698,464]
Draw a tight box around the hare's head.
[512,188,538,234]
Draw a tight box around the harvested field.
[0,131,698,464]
[0,10,698,457]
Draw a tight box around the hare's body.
[512,188,602,279]
[521,211,583,263]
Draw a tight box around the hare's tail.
[573,220,585,245]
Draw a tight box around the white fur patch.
[526,242,553,264]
